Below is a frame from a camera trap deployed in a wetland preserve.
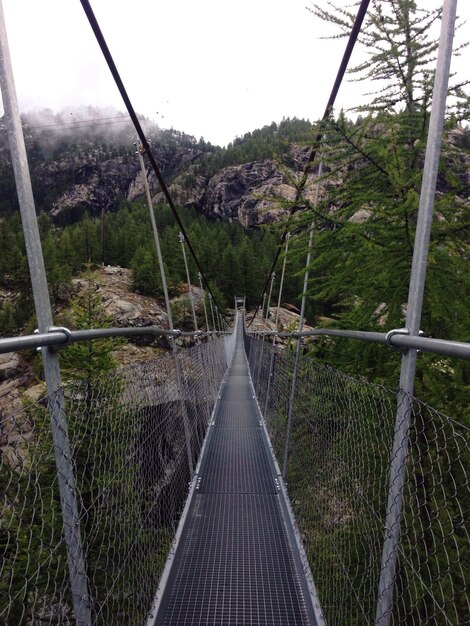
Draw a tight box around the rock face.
[149,166,208,211]
[71,266,167,330]
[245,306,315,348]
[46,157,140,225]
[2,112,468,230]
[0,112,325,228]
[153,145,325,226]
[200,161,289,226]
[0,352,21,382]
[44,149,318,228]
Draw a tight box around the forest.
[0,201,306,331]
[0,1,468,413]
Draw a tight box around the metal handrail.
[246,327,470,360]
[4,326,462,359]
[0,326,231,355]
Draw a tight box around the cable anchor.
[34,326,73,352]
[386,328,423,353]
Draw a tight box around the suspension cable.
[179,232,199,334]
[198,272,210,331]
[79,0,230,325]
[247,0,371,327]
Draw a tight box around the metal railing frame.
[0,0,463,622]
[0,327,230,356]
[246,327,470,361]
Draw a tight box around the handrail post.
[198,272,210,331]
[255,332,266,394]
[0,7,91,622]
[375,2,457,623]
[264,233,290,418]
[179,232,199,334]
[265,272,276,320]
[209,293,217,333]
[283,161,323,480]
[137,145,193,476]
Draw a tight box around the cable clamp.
[173,329,182,338]
[386,328,424,353]
[33,328,41,352]
[385,328,409,352]
[33,326,72,352]
[48,326,73,349]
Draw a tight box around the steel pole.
[274,233,290,332]
[264,233,290,418]
[179,232,199,334]
[136,142,174,330]
[196,280,212,423]
[261,292,267,320]
[137,146,193,475]
[375,2,458,623]
[198,272,210,331]
[255,332,266,394]
[283,162,323,480]
[266,272,276,321]
[0,6,91,623]
[209,293,216,332]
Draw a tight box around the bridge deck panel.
[154,327,311,625]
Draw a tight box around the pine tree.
[131,247,161,296]
[58,266,119,380]
[57,267,138,620]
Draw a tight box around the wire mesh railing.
[1,335,230,625]
[245,333,470,626]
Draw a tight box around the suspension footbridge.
[152,317,317,626]
[2,313,469,625]
[0,0,469,624]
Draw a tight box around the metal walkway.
[153,322,317,626]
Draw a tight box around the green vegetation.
[299,1,470,405]
[201,117,315,176]
[0,201,306,335]
[282,2,470,624]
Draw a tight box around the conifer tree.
[131,247,161,296]
[304,0,469,351]
[297,4,470,624]
[58,266,119,381]
[57,267,137,618]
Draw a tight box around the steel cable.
[79,0,230,326]
[248,0,371,326]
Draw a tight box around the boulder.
[23,383,47,403]
[0,352,21,382]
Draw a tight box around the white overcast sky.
[1,0,468,146]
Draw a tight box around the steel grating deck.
[154,325,315,625]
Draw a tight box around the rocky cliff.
[0,110,323,228]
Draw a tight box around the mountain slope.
[0,110,320,227]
